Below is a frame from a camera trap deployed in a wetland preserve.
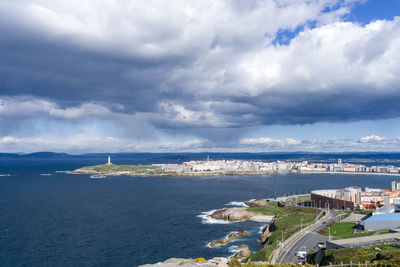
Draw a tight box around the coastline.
[298,170,400,176]
[71,168,279,177]
[71,167,400,178]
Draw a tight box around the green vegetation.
[336,210,351,215]
[321,243,400,265]
[355,209,374,216]
[320,222,355,238]
[320,222,388,239]
[78,164,170,175]
[247,203,320,262]
[81,164,151,172]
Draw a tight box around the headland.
[72,157,400,177]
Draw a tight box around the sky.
[0,0,400,153]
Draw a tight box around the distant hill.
[0,152,400,162]
[0,153,23,158]
[22,152,73,158]
[0,152,73,158]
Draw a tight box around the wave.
[228,245,239,253]
[55,170,70,174]
[40,173,52,176]
[0,174,11,177]
[258,224,267,234]
[225,199,255,207]
[197,210,231,225]
[225,201,248,207]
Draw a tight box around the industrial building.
[361,213,400,231]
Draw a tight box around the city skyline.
[1,0,400,153]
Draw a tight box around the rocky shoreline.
[208,198,276,223]
[208,230,249,248]
[139,257,230,267]
[141,199,278,266]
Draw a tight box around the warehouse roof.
[362,213,400,223]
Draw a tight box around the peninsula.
[72,157,400,177]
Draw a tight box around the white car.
[295,251,307,259]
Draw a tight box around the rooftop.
[362,213,400,223]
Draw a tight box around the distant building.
[392,181,400,191]
[107,155,111,165]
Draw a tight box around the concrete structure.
[392,181,400,191]
[384,196,400,206]
[360,191,384,205]
[107,155,111,165]
[326,233,400,249]
[361,213,400,231]
[311,190,355,211]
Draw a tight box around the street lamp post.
[328,227,331,241]
[301,218,303,232]
[281,231,284,245]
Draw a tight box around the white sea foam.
[206,242,226,248]
[225,198,255,207]
[225,201,248,207]
[228,245,239,253]
[40,173,52,176]
[55,170,70,173]
[197,210,231,224]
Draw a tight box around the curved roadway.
[278,212,337,264]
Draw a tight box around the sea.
[1,152,400,266]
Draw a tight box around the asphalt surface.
[278,212,337,264]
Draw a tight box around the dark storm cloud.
[0,0,399,150]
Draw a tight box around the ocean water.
[0,155,399,266]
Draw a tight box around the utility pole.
[328,227,331,241]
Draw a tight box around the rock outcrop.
[244,198,270,208]
[139,257,229,267]
[208,239,232,247]
[210,208,259,222]
[232,245,251,259]
[259,219,275,244]
[227,230,249,239]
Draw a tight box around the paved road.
[278,213,337,264]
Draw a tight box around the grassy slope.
[248,203,319,261]
[320,222,388,239]
[79,164,169,175]
[322,243,400,265]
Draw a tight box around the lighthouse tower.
[107,155,111,165]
